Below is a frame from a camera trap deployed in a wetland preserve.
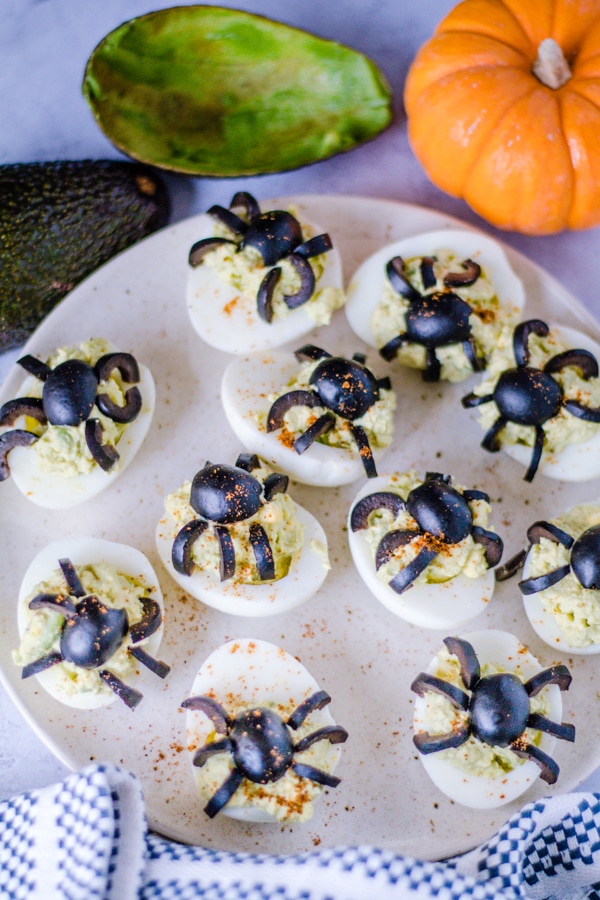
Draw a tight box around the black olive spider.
[266,344,392,478]
[181,690,348,818]
[188,191,333,323]
[350,472,503,594]
[496,519,600,595]
[378,253,486,381]
[21,556,170,710]
[411,636,575,784]
[462,318,600,482]
[171,453,290,582]
[0,351,142,480]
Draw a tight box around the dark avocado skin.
[0,160,170,351]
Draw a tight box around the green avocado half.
[82,6,393,176]
[0,160,169,351]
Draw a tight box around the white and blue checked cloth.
[2,764,600,899]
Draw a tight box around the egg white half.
[347,476,496,629]
[186,212,343,355]
[17,537,166,710]
[345,228,525,348]
[413,629,566,809]
[156,500,329,617]
[184,638,343,822]
[521,549,600,656]
[221,351,392,487]
[498,324,600,482]
[5,358,155,509]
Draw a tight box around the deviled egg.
[462,319,600,482]
[155,453,329,616]
[221,344,396,486]
[0,337,155,508]
[186,192,345,354]
[348,471,503,628]
[345,229,524,382]
[182,638,348,822]
[513,504,600,654]
[13,537,169,710]
[412,630,575,808]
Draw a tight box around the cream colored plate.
[0,196,599,862]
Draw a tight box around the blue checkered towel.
[1,764,599,899]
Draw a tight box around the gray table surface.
[2,0,600,809]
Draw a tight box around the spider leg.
[495,548,527,582]
[96,387,142,424]
[0,397,46,426]
[282,254,316,310]
[292,763,341,788]
[214,525,236,581]
[510,742,560,784]
[293,233,333,260]
[524,664,572,696]
[256,266,281,323]
[375,530,417,568]
[462,336,486,373]
[229,191,261,221]
[386,256,421,300]
[235,452,261,472]
[129,645,171,679]
[513,320,549,367]
[471,526,504,567]
[181,695,231,732]
[527,521,574,548]
[58,557,86,597]
[379,333,408,362]
[526,712,575,743]
[28,591,77,616]
[384,545,437,595]
[462,488,490,503]
[410,672,470,710]
[545,348,599,379]
[518,565,571,595]
[287,690,331,729]
[207,203,248,234]
[22,651,63,679]
[171,519,209,575]
[413,726,470,754]
[420,256,437,289]
[191,737,233,768]
[350,491,405,531]
[480,416,508,452]
[563,398,600,423]
[0,430,39,480]
[98,670,143,710]
[524,424,545,482]
[349,423,377,477]
[17,354,52,381]
[189,236,236,267]
[422,347,441,382]
[461,391,494,409]
[129,597,163,643]
[266,390,322,431]
[444,259,481,288]
[295,725,349,753]
[443,637,480,690]
[204,769,245,819]
[293,413,336,454]
[263,472,289,500]
[85,419,119,471]
[249,522,275,581]
[294,345,331,363]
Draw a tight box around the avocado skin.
[0,160,170,351]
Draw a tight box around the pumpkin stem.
[532,38,571,89]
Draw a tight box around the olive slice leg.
[18,355,52,381]
[413,725,470,755]
[0,397,46,426]
[267,390,321,431]
[282,254,315,309]
[545,348,599,380]
[350,491,405,532]
[387,547,438,593]
[22,651,63,679]
[215,525,236,582]
[349,424,377,477]
[129,645,171,679]
[235,452,261,472]
[526,713,575,743]
[29,591,77,617]
[472,525,504,567]
[518,564,571,595]
[442,637,480,691]
[287,690,331,730]
[129,597,162,642]
[513,320,549,367]
[192,737,233,769]
[422,347,441,382]
[564,398,600,423]
[480,416,507,452]
[181,695,231,732]
[294,344,331,363]
[386,256,420,301]
[172,519,209,575]
[462,336,486,373]
[256,266,281,323]
[379,333,408,362]
[524,424,545,482]
[294,725,348,753]
[188,236,236,266]
[96,386,142,424]
[263,472,289,500]
[207,204,248,234]
[410,672,470,709]
[293,233,333,259]
[292,763,341,788]
[248,522,275,581]
[525,664,572,696]
[420,256,437,289]
[443,259,481,287]
[510,743,559,785]
[293,413,336,455]
[0,430,39,481]
[375,530,416,569]
[204,769,245,818]
[85,419,119,471]
[59,557,86,597]
[495,548,527,582]
[94,352,140,384]
[98,670,143,710]
[527,521,574,548]
[461,391,494,409]
[229,191,260,220]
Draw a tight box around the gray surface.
[2,0,600,810]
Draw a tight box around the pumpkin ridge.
[436,0,535,56]
[438,27,533,63]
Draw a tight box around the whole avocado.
[0,160,170,351]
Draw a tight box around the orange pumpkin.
[404,0,600,234]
